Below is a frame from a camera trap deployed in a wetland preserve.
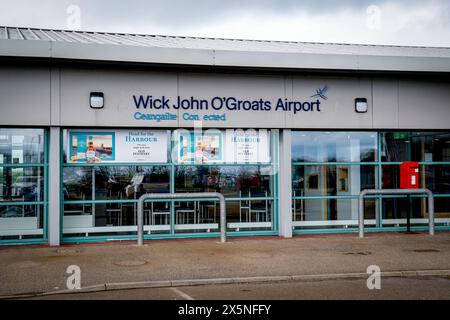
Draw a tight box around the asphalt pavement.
[25,276,450,300]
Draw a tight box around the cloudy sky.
[1,0,449,47]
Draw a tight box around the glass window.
[291,131,377,229]
[424,165,450,194]
[381,165,400,189]
[0,128,46,242]
[381,197,431,221]
[382,164,450,194]
[175,166,273,198]
[62,128,277,238]
[63,166,170,228]
[380,132,409,162]
[411,132,450,162]
[435,197,450,218]
[292,130,450,231]
[381,132,450,162]
[63,167,93,201]
[292,198,376,226]
[292,165,376,197]
[224,200,273,226]
[63,201,173,231]
[0,204,44,229]
[292,131,377,163]
[94,166,170,200]
[63,166,171,202]
[0,167,44,202]
[0,129,44,164]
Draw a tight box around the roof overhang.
[1,39,450,74]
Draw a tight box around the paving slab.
[1,232,450,297]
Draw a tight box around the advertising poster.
[225,129,271,163]
[68,130,168,163]
[69,132,115,163]
[176,129,270,164]
[178,131,223,163]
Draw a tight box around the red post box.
[400,162,419,189]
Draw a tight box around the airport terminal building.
[0,26,450,245]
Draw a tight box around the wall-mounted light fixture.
[355,98,368,113]
[90,92,104,109]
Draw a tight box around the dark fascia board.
[0,39,450,75]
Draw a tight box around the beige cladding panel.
[372,79,399,129]
[0,67,51,125]
[398,80,450,129]
[60,69,179,127]
[286,77,373,129]
[2,66,449,130]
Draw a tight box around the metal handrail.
[358,189,434,238]
[137,192,226,245]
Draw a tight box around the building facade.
[0,27,450,245]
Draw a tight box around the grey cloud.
[70,0,431,29]
[0,0,449,46]
[1,0,444,30]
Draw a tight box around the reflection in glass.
[63,167,93,201]
[63,201,173,230]
[94,166,170,201]
[291,130,450,231]
[292,131,377,162]
[292,165,376,197]
[63,166,170,202]
[0,204,43,220]
[0,129,44,164]
[381,165,400,189]
[382,165,450,194]
[292,164,376,226]
[213,200,273,227]
[382,195,450,225]
[63,166,171,228]
[0,129,46,241]
[0,167,44,202]
[423,165,450,194]
[382,197,429,221]
[174,200,220,234]
[175,166,273,197]
[380,132,450,162]
[90,197,169,229]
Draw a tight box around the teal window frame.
[0,128,49,245]
[292,130,450,235]
[60,129,279,243]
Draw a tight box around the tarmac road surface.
[24,275,450,300]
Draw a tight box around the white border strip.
[0,229,44,236]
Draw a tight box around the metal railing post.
[137,196,145,246]
[425,189,435,236]
[358,189,434,238]
[358,190,369,238]
[137,192,226,246]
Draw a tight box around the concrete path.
[1,232,450,297]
